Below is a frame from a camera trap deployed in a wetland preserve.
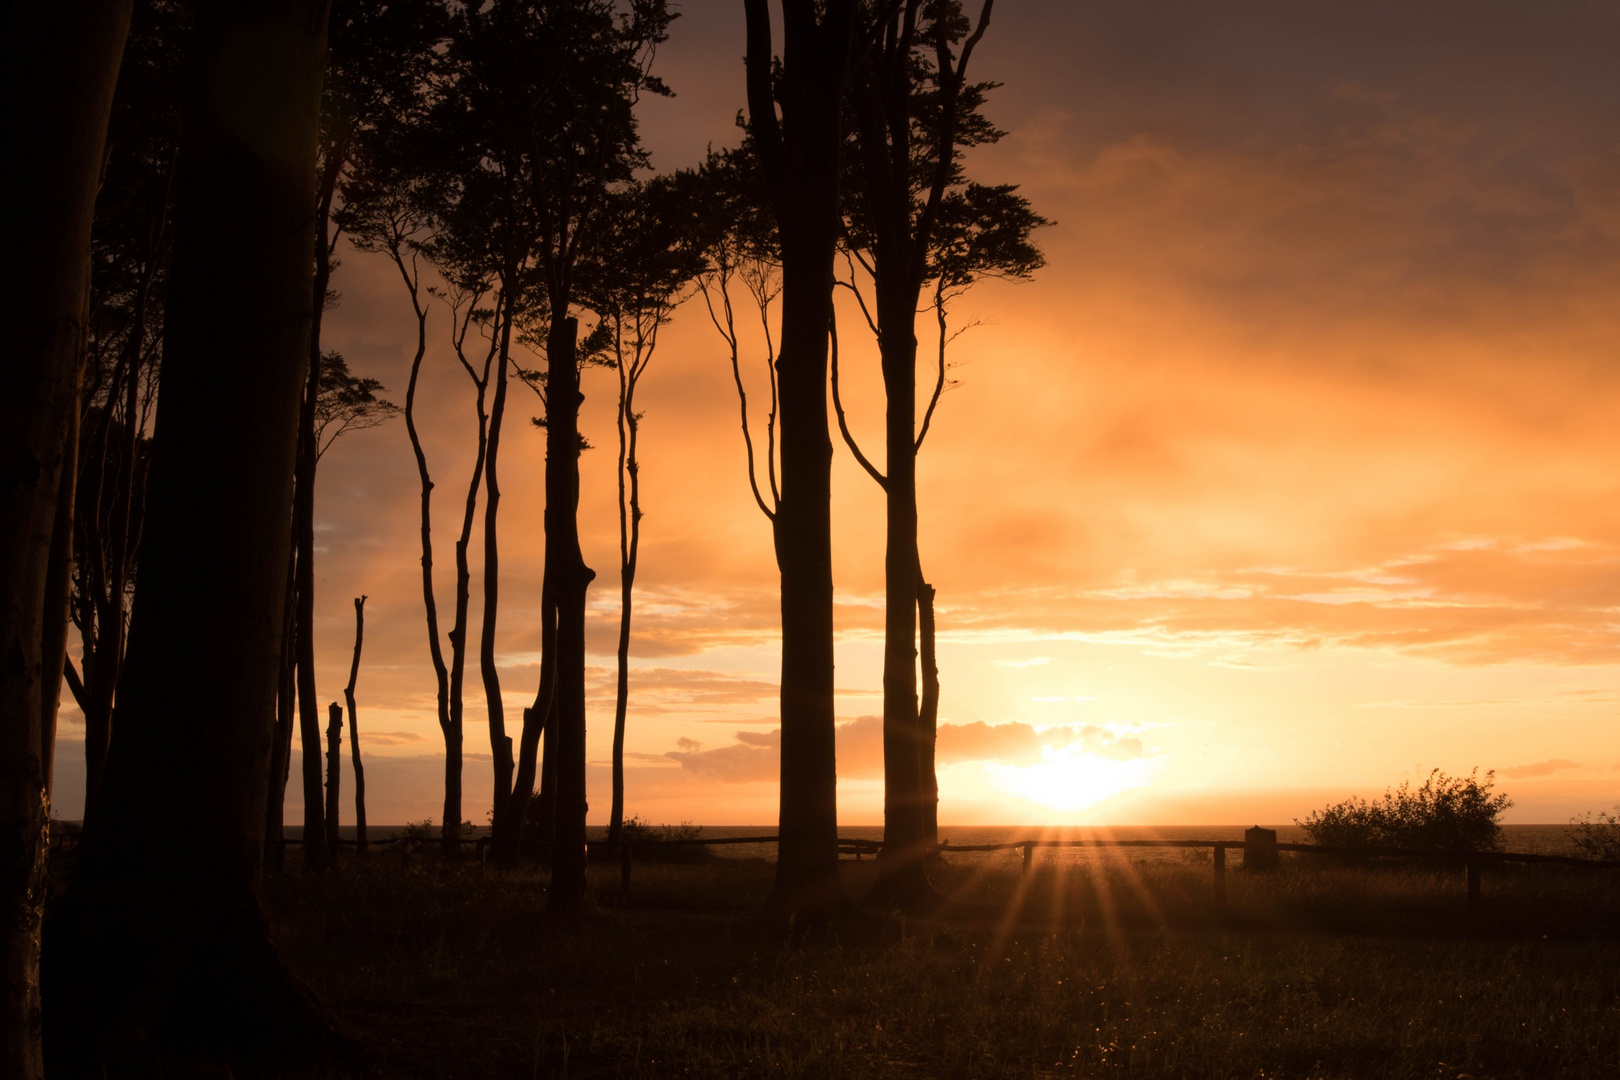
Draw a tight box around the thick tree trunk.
[545,316,596,914]
[41,409,80,806]
[506,579,555,862]
[2,2,131,1074]
[42,2,335,1071]
[346,595,367,854]
[744,0,860,932]
[873,295,929,902]
[325,701,342,855]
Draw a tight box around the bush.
[1297,769,1512,852]
[1568,807,1620,861]
[620,816,711,862]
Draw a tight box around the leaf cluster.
[1567,807,1620,861]
[1297,768,1513,853]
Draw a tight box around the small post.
[1243,826,1279,871]
[1022,841,1034,880]
[1466,859,1480,909]
[1213,843,1227,911]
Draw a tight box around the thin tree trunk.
[535,600,561,849]
[346,595,367,854]
[483,292,515,858]
[609,321,641,846]
[294,153,341,871]
[743,0,860,932]
[324,702,342,855]
[43,2,336,1069]
[545,316,596,914]
[917,572,939,845]
[394,247,457,856]
[507,577,556,861]
[3,3,131,1074]
[41,408,80,806]
[265,551,297,870]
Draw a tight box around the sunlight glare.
[985,743,1159,814]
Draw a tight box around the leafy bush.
[1297,769,1512,852]
[620,815,710,862]
[1568,807,1620,861]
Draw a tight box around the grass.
[266,850,1620,1079]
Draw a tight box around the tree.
[831,0,1045,904]
[3,2,132,1071]
[291,0,441,871]
[741,0,869,932]
[42,0,335,1070]
[345,595,370,854]
[584,174,711,847]
[63,0,185,828]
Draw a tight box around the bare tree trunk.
[917,573,939,845]
[743,0,860,932]
[2,3,131,1074]
[40,409,80,806]
[483,294,516,858]
[324,701,342,857]
[346,595,367,855]
[395,251,457,857]
[545,316,596,914]
[506,578,555,862]
[265,554,297,870]
[609,325,642,846]
[293,154,340,871]
[43,2,336,1070]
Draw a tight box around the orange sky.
[58,1,1620,827]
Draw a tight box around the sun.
[985,744,1159,814]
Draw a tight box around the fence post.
[1022,842,1034,880]
[1466,859,1480,909]
[1213,843,1227,911]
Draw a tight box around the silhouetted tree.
[831,0,1044,904]
[583,174,711,847]
[741,0,869,932]
[42,0,335,1070]
[345,595,369,854]
[3,3,132,1071]
[63,0,184,828]
[292,0,440,871]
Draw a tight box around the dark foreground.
[266,851,1620,1079]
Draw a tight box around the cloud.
[664,717,1151,785]
[359,731,426,748]
[1500,758,1581,779]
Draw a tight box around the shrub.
[1297,768,1512,852]
[1568,807,1620,861]
[620,815,710,862]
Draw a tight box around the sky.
[57,1,1620,827]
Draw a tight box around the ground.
[262,848,1620,1078]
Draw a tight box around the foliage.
[1568,806,1620,861]
[313,351,400,458]
[1297,768,1513,852]
[619,815,708,862]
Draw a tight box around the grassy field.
[267,850,1620,1079]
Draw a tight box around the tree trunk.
[265,546,297,868]
[346,595,367,855]
[397,256,457,856]
[41,2,335,1071]
[293,146,341,872]
[325,701,342,856]
[506,578,556,862]
[873,291,928,901]
[917,574,939,845]
[41,406,80,807]
[743,0,860,932]
[545,316,596,914]
[483,295,515,858]
[3,2,131,1074]
[609,333,641,846]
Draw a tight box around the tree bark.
[42,2,336,1071]
[507,579,556,861]
[325,701,342,855]
[483,291,516,859]
[743,0,860,932]
[545,316,596,914]
[917,574,940,845]
[609,318,642,846]
[265,554,297,870]
[346,595,367,854]
[2,2,131,1074]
